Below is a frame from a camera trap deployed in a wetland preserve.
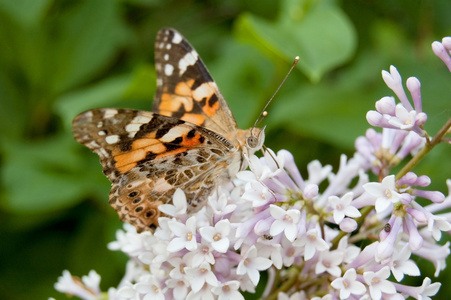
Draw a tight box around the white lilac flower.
[54,270,101,300]
[184,261,219,292]
[414,241,450,277]
[256,238,283,269]
[331,268,366,299]
[186,282,216,300]
[158,188,188,218]
[211,280,244,300]
[294,228,329,260]
[327,192,361,224]
[135,275,165,300]
[199,219,231,253]
[394,277,441,300]
[415,277,442,300]
[363,266,396,300]
[165,277,190,300]
[363,175,402,213]
[184,240,215,266]
[388,243,420,282]
[236,245,272,286]
[167,216,198,252]
[269,205,301,242]
[116,281,138,299]
[315,250,343,277]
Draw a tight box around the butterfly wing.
[153,28,238,136]
[72,108,237,232]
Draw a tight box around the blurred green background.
[0,0,450,299]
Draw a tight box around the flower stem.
[396,117,451,180]
[266,267,301,300]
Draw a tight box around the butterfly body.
[73,28,264,232]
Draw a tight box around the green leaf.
[47,0,127,93]
[209,39,275,127]
[0,0,51,27]
[0,135,108,214]
[55,73,134,131]
[235,0,357,82]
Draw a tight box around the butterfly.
[72,28,265,232]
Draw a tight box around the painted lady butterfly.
[72,28,265,232]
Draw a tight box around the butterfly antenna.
[253,56,300,129]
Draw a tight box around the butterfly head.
[246,126,266,155]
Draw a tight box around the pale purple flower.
[377,216,403,262]
[432,37,451,71]
[339,218,358,232]
[331,268,366,299]
[381,65,412,110]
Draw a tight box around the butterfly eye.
[247,136,258,148]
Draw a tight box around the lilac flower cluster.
[53,37,451,299]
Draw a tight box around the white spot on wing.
[156,78,163,87]
[98,130,106,136]
[164,54,169,61]
[105,135,120,144]
[159,126,191,143]
[87,141,100,148]
[179,50,198,75]
[125,123,142,133]
[164,64,174,76]
[172,32,182,44]
[103,109,118,119]
[98,148,109,158]
[166,43,171,50]
[133,116,152,123]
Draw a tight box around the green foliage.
[0,0,450,299]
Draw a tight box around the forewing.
[153,28,238,135]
